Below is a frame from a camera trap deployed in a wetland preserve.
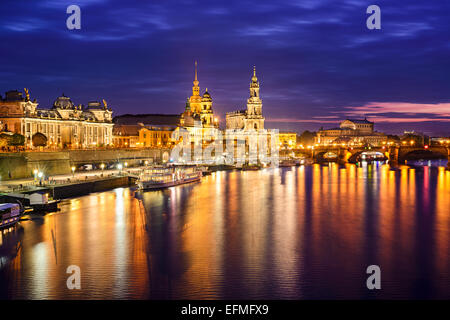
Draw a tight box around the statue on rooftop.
[24,88,30,101]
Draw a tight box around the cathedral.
[226,66,265,131]
[180,61,218,129]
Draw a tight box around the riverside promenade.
[0,167,144,199]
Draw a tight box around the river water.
[1,162,450,299]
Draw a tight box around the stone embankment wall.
[0,149,170,180]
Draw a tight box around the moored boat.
[0,203,23,229]
[279,159,297,167]
[242,163,261,171]
[137,166,202,190]
[0,192,59,213]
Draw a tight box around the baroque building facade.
[0,89,113,149]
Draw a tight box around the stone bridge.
[310,147,387,163]
[299,145,450,168]
[388,146,449,165]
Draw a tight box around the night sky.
[1,0,449,135]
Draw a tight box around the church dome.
[202,88,212,102]
[53,94,75,109]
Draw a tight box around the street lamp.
[124,162,128,168]
[33,169,38,180]
[144,160,149,166]
[117,163,123,173]
[37,171,43,185]
[71,166,75,177]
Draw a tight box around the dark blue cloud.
[0,0,449,135]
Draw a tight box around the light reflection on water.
[0,163,449,299]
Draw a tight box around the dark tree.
[32,132,48,147]
[299,130,316,146]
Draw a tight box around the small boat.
[29,193,60,213]
[279,159,297,167]
[198,166,212,176]
[0,203,23,229]
[0,192,59,213]
[137,166,202,190]
[242,163,261,171]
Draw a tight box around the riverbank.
[0,148,170,181]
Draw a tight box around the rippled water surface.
[1,163,450,299]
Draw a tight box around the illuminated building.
[114,114,181,148]
[226,66,265,131]
[113,124,140,148]
[182,61,217,128]
[139,125,177,148]
[180,62,220,142]
[315,118,387,146]
[278,132,298,149]
[0,90,113,149]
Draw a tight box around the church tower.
[247,66,263,116]
[200,88,215,127]
[245,66,264,130]
[189,61,202,114]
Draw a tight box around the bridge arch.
[347,150,387,163]
[401,149,447,162]
[314,150,339,162]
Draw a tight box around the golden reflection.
[435,168,450,295]
[3,162,450,299]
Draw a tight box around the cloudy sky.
[0,0,449,135]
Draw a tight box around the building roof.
[113,114,180,126]
[113,124,141,136]
[3,90,25,102]
[333,136,353,143]
[345,118,373,124]
[140,124,178,131]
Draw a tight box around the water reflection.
[0,163,449,299]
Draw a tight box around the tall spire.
[194,60,198,85]
[195,61,198,81]
[192,60,200,96]
[190,60,202,113]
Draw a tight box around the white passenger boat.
[137,166,202,190]
[0,203,22,229]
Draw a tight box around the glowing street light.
[117,163,123,172]
[100,163,105,171]
[124,162,128,168]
